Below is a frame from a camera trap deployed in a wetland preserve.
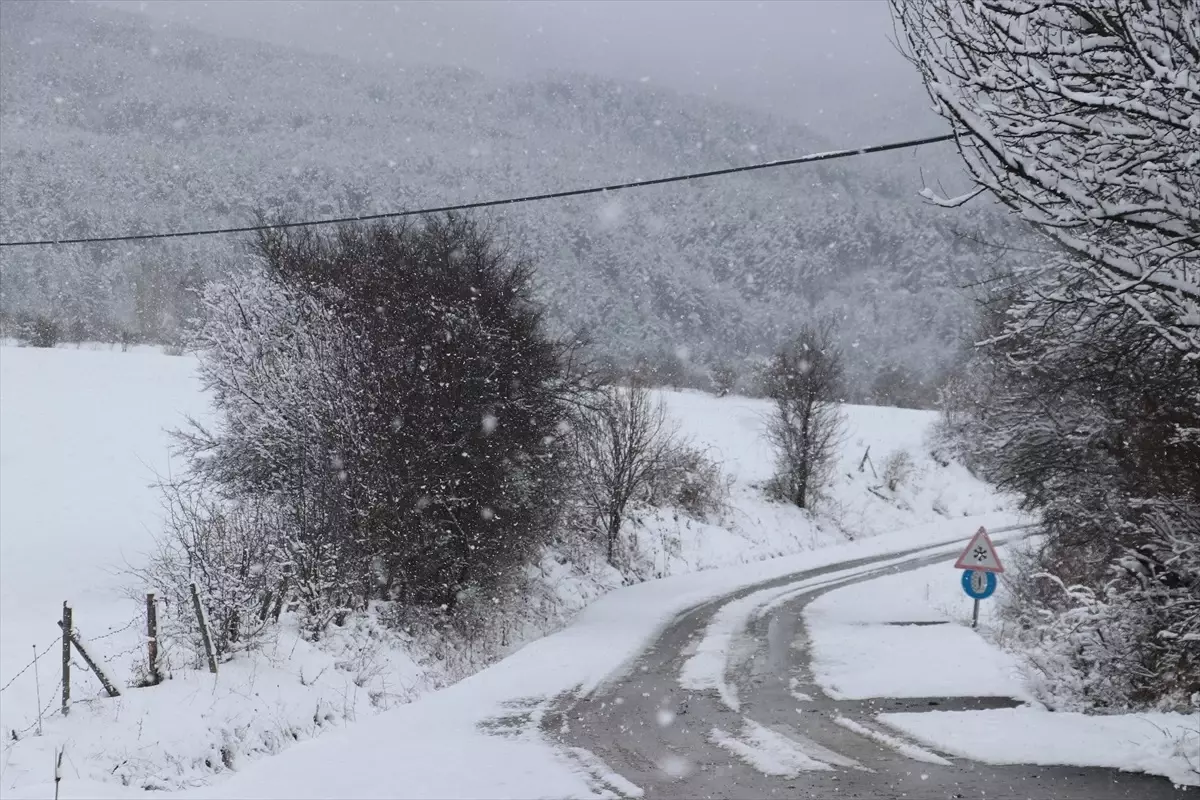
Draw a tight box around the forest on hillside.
[0,1,1032,400]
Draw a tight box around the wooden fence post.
[858,445,877,478]
[56,621,121,697]
[189,582,218,674]
[61,603,71,717]
[146,593,160,685]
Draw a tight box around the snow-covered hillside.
[0,345,1013,795]
[0,1,1028,389]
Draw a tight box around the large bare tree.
[891,0,1200,357]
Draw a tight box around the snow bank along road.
[14,517,1188,799]
[549,530,1186,799]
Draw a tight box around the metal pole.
[32,644,43,736]
[972,598,980,629]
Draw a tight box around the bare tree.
[764,323,846,509]
[571,383,683,565]
[891,0,1200,358]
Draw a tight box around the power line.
[0,132,956,248]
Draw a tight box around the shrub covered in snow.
[134,486,289,667]
[939,289,1200,710]
[17,314,60,348]
[882,449,914,493]
[1004,504,1200,711]
[710,361,738,398]
[168,215,588,639]
[647,443,731,522]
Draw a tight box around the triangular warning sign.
[954,527,1005,573]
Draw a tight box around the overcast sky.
[99,0,940,140]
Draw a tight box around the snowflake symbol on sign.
[973,546,988,561]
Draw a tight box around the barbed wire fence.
[9,681,63,741]
[88,618,140,643]
[0,639,57,696]
[2,589,221,742]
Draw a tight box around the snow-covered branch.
[892,0,1200,357]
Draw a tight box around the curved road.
[543,544,1185,799]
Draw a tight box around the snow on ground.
[660,391,1005,544]
[0,345,1014,797]
[193,524,1013,800]
[6,526,1024,799]
[0,613,436,792]
[709,720,833,776]
[0,348,436,792]
[803,549,1033,701]
[0,347,210,740]
[677,529,1028,712]
[881,709,1200,788]
[799,542,1200,787]
[829,716,952,766]
[563,746,646,799]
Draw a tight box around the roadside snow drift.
[799,547,1199,788]
[881,709,1199,788]
[803,555,1032,701]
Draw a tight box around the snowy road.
[548,543,1186,799]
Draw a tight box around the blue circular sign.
[961,569,997,600]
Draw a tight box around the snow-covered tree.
[898,0,1200,709]
[2,0,1029,392]
[938,282,1200,708]
[892,0,1200,357]
[176,216,584,617]
[711,361,738,397]
[763,322,846,509]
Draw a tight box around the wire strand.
[13,680,63,739]
[0,640,58,695]
[0,132,956,248]
[90,617,140,642]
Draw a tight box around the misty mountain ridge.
[0,1,1025,390]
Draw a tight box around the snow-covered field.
[0,344,1013,797]
[803,550,1200,788]
[0,347,212,746]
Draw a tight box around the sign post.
[955,527,1004,628]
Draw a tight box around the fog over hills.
[0,1,1028,391]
